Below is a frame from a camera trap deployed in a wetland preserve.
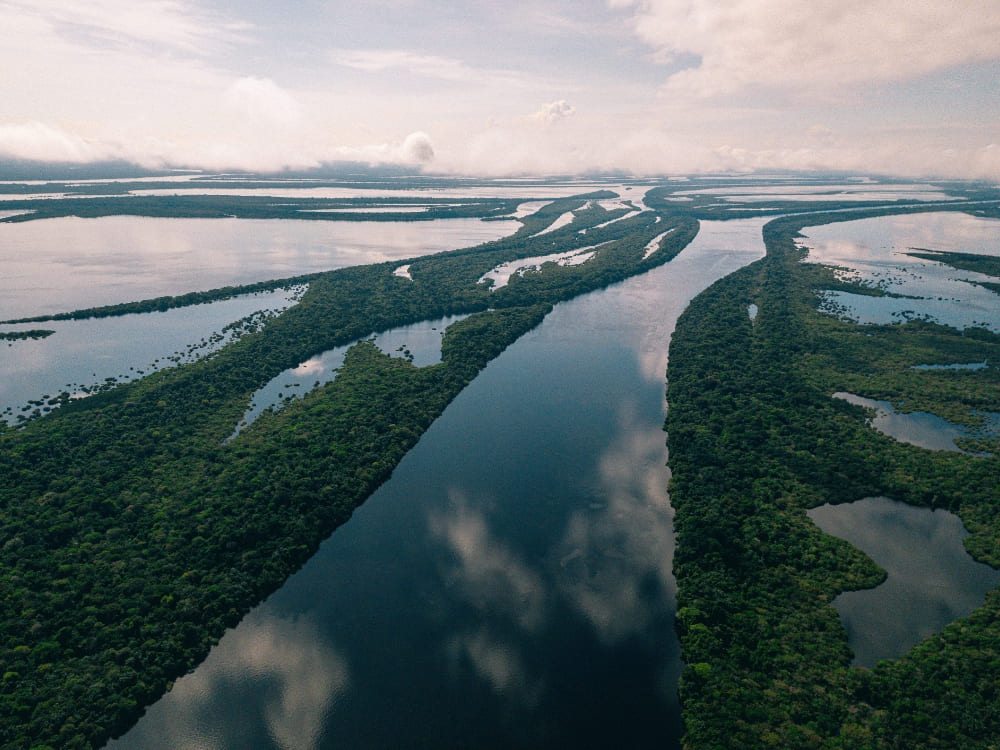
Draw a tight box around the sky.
[1,0,999,178]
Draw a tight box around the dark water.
[808,497,1000,667]
[106,219,768,750]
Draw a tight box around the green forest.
[667,207,1000,748]
[0,196,697,749]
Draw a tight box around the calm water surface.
[0,288,301,425]
[0,215,519,320]
[800,212,1000,331]
[0,215,518,422]
[809,497,1000,667]
[833,392,1000,454]
[106,219,768,750]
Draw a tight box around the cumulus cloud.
[224,77,303,127]
[614,0,1000,97]
[400,131,435,163]
[527,100,576,125]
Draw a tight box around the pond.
[808,497,1000,668]
[105,218,769,750]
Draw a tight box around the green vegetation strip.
[0,197,696,749]
[667,209,1000,749]
[905,248,1000,280]
[0,330,54,341]
[1,278,318,324]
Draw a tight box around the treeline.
[905,248,1000,280]
[0,330,54,341]
[0,194,523,224]
[0,197,694,749]
[667,207,1000,748]
[1,277,318,324]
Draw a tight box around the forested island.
[2,174,999,749]
[668,205,1000,748]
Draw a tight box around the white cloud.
[615,0,1000,98]
[1,0,247,54]
[224,77,303,128]
[527,100,576,125]
[0,121,118,163]
[400,131,435,163]
[333,49,479,81]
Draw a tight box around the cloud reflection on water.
[108,615,349,750]
[428,394,679,705]
[556,404,675,645]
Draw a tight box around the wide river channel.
[106,218,769,749]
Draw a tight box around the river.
[106,219,769,749]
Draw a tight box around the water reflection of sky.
[808,497,1000,668]
[106,614,351,750]
[0,215,519,320]
[108,217,768,749]
[0,288,300,425]
[799,212,1000,332]
[675,183,957,202]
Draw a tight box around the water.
[799,212,1000,332]
[0,215,519,320]
[676,183,957,202]
[833,392,1000,454]
[106,218,768,750]
[478,246,603,290]
[808,497,1000,667]
[0,288,301,424]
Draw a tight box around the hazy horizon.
[1,1,998,180]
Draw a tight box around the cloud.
[2,0,247,54]
[400,131,435,163]
[0,121,118,163]
[224,77,303,128]
[333,49,482,82]
[527,100,576,125]
[615,0,1000,98]
[330,47,536,92]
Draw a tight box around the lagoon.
[808,497,1000,667]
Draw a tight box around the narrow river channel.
[107,219,768,750]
